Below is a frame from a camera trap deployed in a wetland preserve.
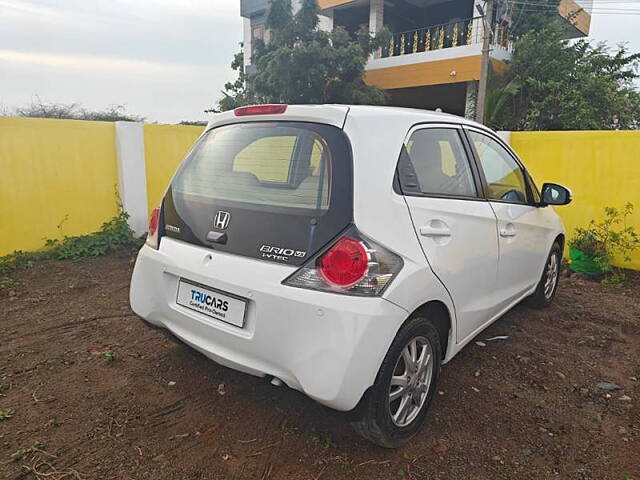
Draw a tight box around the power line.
[504,1,640,10]
[511,0,640,5]
[514,1,640,15]
[508,1,640,13]
[505,0,640,38]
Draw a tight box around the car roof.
[206,104,489,132]
[342,104,486,129]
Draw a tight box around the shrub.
[0,208,143,272]
[569,203,640,283]
[45,210,142,260]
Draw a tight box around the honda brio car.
[130,104,571,448]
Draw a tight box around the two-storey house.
[240,0,592,117]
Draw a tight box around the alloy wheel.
[544,252,559,300]
[388,336,433,428]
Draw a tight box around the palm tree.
[485,77,521,126]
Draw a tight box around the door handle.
[499,224,516,238]
[420,225,451,237]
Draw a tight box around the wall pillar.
[243,18,252,67]
[465,81,478,120]
[473,0,486,44]
[369,0,384,58]
[497,131,511,145]
[115,122,149,237]
[369,0,384,33]
[318,9,334,32]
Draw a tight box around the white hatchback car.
[130,104,571,447]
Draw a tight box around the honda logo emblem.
[213,211,231,230]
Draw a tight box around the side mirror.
[540,183,572,206]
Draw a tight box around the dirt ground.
[1,251,638,480]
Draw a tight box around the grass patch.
[314,432,338,449]
[0,409,15,421]
[0,209,143,274]
[0,276,21,295]
[0,277,20,289]
[0,251,46,275]
[45,417,61,429]
[104,351,117,362]
[0,379,11,393]
[11,442,43,461]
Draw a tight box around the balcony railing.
[381,17,511,58]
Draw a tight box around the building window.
[252,23,265,45]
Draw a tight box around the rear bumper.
[129,239,408,411]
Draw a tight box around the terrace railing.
[381,17,511,58]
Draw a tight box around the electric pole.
[476,0,495,124]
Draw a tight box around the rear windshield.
[163,122,352,265]
[173,123,331,212]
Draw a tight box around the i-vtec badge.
[260,245,307,262]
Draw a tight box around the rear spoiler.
[205,105,350,131]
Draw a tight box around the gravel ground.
[1,252,638,480]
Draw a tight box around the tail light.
[319,237,368,288]
[146,207,161,249]
[283,227,403,297]
[234,104,288,116]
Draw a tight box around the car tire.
[351,316,441,448]
[526,242,562,309]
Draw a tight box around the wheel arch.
[410,300,452,360]
[349,299,452,419]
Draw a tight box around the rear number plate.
[176,279,247,328]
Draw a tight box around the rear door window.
[163,122,352,265]
[397,128,478,198]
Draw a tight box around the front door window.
[468,131,528,204]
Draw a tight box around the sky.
[0,0,242,123]
[0,0,639,124]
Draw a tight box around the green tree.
[509,0,561,39]
[491,25,640,130]
[485,76,521,126]
[246,0,389,105]
[11,99,144,122]
[178,120,208,126]
[218,47,252,112]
